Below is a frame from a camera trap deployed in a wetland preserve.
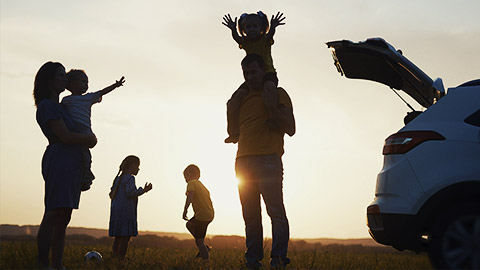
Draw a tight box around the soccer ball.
[84,251,103,263]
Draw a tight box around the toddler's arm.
[182,191,195,220]
[266,12,286,41]
[99,76,125,96]
[222,14,242,45]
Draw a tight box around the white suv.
[327,38,480,269]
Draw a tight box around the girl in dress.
[108,155,153,259]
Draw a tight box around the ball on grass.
[84,250,103,263]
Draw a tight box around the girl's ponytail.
[109,169,122,200]
[111,169,121,187]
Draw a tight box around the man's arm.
[225,88,248,143]
[271,105,296,137]
[226,108,240,142]
[262,88,296,136]
[98,76,125,96]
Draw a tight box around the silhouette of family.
[33,11,294,270]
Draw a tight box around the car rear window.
[458,79,480,87]
[465,109,480,127]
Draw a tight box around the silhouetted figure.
[34,62,97,270]
[223,11,286,143]
[61,70,125,191]
[108,155,152,259]
[226,54,296,269]
[182,164,214,261]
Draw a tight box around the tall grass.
[0,240,432,269]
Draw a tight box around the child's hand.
[270,12,286,29]
[222,14,237,31]
[182,210,188,221]
[114,76,125,88]
[144,182,153,192]
[99,76,125,96]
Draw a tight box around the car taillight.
[382,131,445,155]
[367,205,380,214]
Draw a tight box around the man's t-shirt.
[236,87,293,158]
[186,180,214,222]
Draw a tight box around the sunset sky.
[1,0,479,240]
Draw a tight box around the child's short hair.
[66,69,87,81]
[238,11,269,37]
[184,164,200,181]
[66,69,87,90]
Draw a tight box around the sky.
[0,0,479,240]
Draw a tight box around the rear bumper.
[367,211,423,251]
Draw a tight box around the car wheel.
[428,204,480,269]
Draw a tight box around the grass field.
[0,240,432,269]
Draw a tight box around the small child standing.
[182,164,214,260]
[61,70,125,191]
[108,155,153,259]
[222,11,286,143]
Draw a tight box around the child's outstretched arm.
[266,12,286,40]
[99,76,125,96]
[222,14,242,45]
[182,191,194,220]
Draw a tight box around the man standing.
[226,53,296,268]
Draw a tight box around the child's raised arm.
[222,14,242,45]
[266,12,286,41]
[99,76,125,96]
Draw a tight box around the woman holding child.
[34,61,97,270]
